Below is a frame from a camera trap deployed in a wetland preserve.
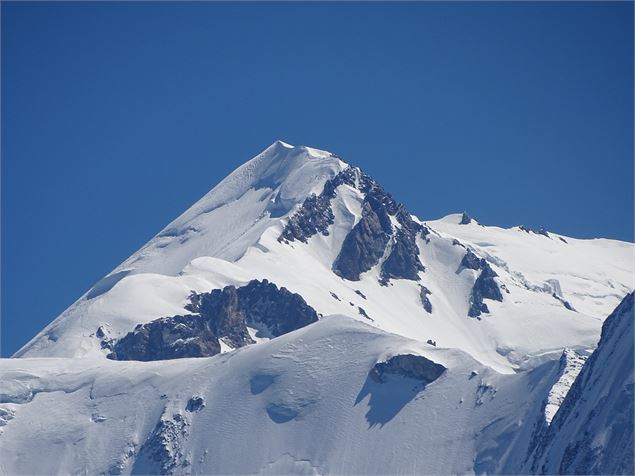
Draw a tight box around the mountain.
[526,292,634,475]
[1,141,633,475]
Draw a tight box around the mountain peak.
[105,140,346,276]
[262,140,336,161]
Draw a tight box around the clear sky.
[2,2,633,356]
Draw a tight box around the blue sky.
[2,2,633,356]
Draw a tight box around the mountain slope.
[15,142,632,374]
[2,141,634,475]
[0,316,564,475]
[526,292,634,475]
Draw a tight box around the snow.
[3,141,633,474]
[0,316,563,475]
[526,293,634,474]
[543,349,587,425]
[14,142,634,376]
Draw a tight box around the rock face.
[459,249,484,271]
[420,286,433,314]
[107,314,222,362]
[132,410,189,475]
[333,194,393,280]
[458,249,504,318]
[279,167,356,243]
[459,212,472,225]
[369,354,446,385]
[330,169,424,283]
[469,266,503,318]
[380,207,424,283]
[108,280,318,361]
[280,164,425,283]
[185,397,205,413]
[526,292,634,475]
[519,225,550,238]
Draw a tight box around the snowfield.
[2,141,633,475]
[1,317,569,475]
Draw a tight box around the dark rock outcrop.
[185,397,205,413]
[369,354,446,385]
[421,225,431,241]
[355,290,367,300]
[279,167,357,243]
[108,280,318,361]
[459,212,472,225]
[332,169,424,283]
[420,286,433,314]
[358,306,372,321]
[186,286,254,348]
[280,163,425,283]
[380,208,424,283]
[229,279,319,337]
[278,194,334,243]
[333,195,393,281]
[468,266,503,318]
[108,314,222,362]
[458,249,503,318]
[519,225,550,238]
[459,249,485,271]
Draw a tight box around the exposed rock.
[420,225,431,242]
[380,219,424,282]
[186,397,205,413]
[553,293,576,312]
[279,167,357,243]
[519,225,550,238]
[459,249,485,271]
[132,411,189,475]
[527,292,634,475]
[109,280,318,361]
[230,279,319,337]
[0,407,15,432]
[426,339,437,347]
[330,292,341,301]
[468,265,503,318]
[369,354,446,385]
[459,212,472,225]
[458,249,503,318]
[355,289,367,300]
[332,195,393,281]
[278,194,334,243]
[358,306,372,321]
[94,325,115,351]
[420,286,433,314]
[186,286,253,348]
[108,314,222,362]
[280,164,424,283]
[333,170,423,283]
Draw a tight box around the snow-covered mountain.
[1,141,633,475]
[526,291,634,475]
